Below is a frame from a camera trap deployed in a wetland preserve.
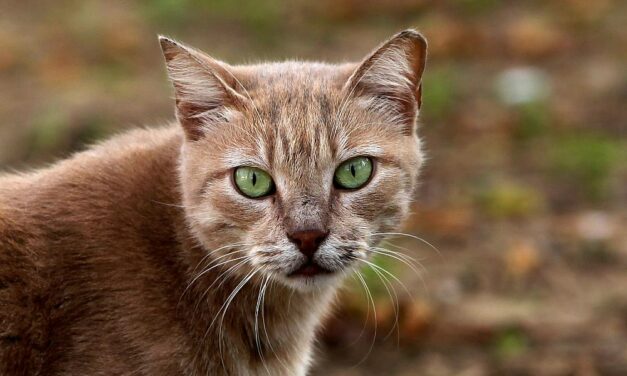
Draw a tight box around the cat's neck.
[176,232,337,374]
[182,272,335,374]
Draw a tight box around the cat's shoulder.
[0,124,182,188]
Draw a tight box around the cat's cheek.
[337,170,398,216]
[335,173,410,238]
[207,186,272,228]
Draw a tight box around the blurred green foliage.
[493,327,529,360]
[422,65,458,122]
[458,0,499,15]
[142,0,282,38]
[27,108,111,160]
[513,102,551,141]
[475,180,544,219]
[550,135,622,202]
[28,108,70,157]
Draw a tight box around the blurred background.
[1,0,625,374]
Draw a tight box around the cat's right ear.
[159,36,248,141]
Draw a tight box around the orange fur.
[0,30,427,375]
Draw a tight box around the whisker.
[362,260,400,343]
[359,259,415,301]
[380,241,430,271]
[371,247,429,294]
[184,253,249,301]
[193,256,253,316]
[353,270,377,367]
[372,232,441,256]
[368,247,424,276]
[254,275,271,374]
[190,242,247,275]
[216,266,259,373]
[346,274,370,348]
[261,278,292,372]
[150,199,188,209]
[179,251,249,311]
[205,268,259,343]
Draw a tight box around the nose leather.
[287,230,328,258]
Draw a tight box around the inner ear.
[344,30,427,133]
[159,37,249,141]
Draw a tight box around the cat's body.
[0,30,427,375]
[0,127,329,375]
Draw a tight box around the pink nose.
[287,230,328,258]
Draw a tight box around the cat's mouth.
[288,261,333,278]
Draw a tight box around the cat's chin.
[277,271,345,292]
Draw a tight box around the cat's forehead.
[235,64,347,170]
[239,62,353,105]
[240,61,353,86]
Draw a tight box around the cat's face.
[162,31,427,291]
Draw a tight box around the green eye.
[334,157,373,190]
[234,167,275,198]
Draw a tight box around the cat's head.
[161,30,427,291]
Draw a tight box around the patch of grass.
[457,0,500,15]
[421,65,458,122]
[475,180,544,219]
[71,116,112,149]
[140,0,196,27]
[204,0,282,35]
[493,327,529,360]
[513,101,551,141]
[141,0,283,40]
[577,240,617,266]
[550,135,622,202]
[26,110,113,160]
[26,108,70,158]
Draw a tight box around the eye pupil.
[334,156,373,190]
[234,167,274,198]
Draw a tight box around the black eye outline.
[231,166,276,199]
[332,156,376,191]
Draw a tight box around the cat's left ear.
[159,36,249,141]
[344,30,427,133]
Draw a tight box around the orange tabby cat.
[0,30,427,375]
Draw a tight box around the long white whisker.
[191,242,247,275]
[359,259,414,300]
[363,261,400,343]
[368,247,423,276]
[372,232,441,256]
[185,253,249,300]
[369,247,429,294]
[346,273,371,348]
[353,270,377,367]
[181,249,247,304]
[261,279,291,372]
[254,275,271,375]
[381,241,429,270]
[206,268,259,343]
[192,256,253,316]
[216,267,259,372]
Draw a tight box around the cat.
[0,29,427,375]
